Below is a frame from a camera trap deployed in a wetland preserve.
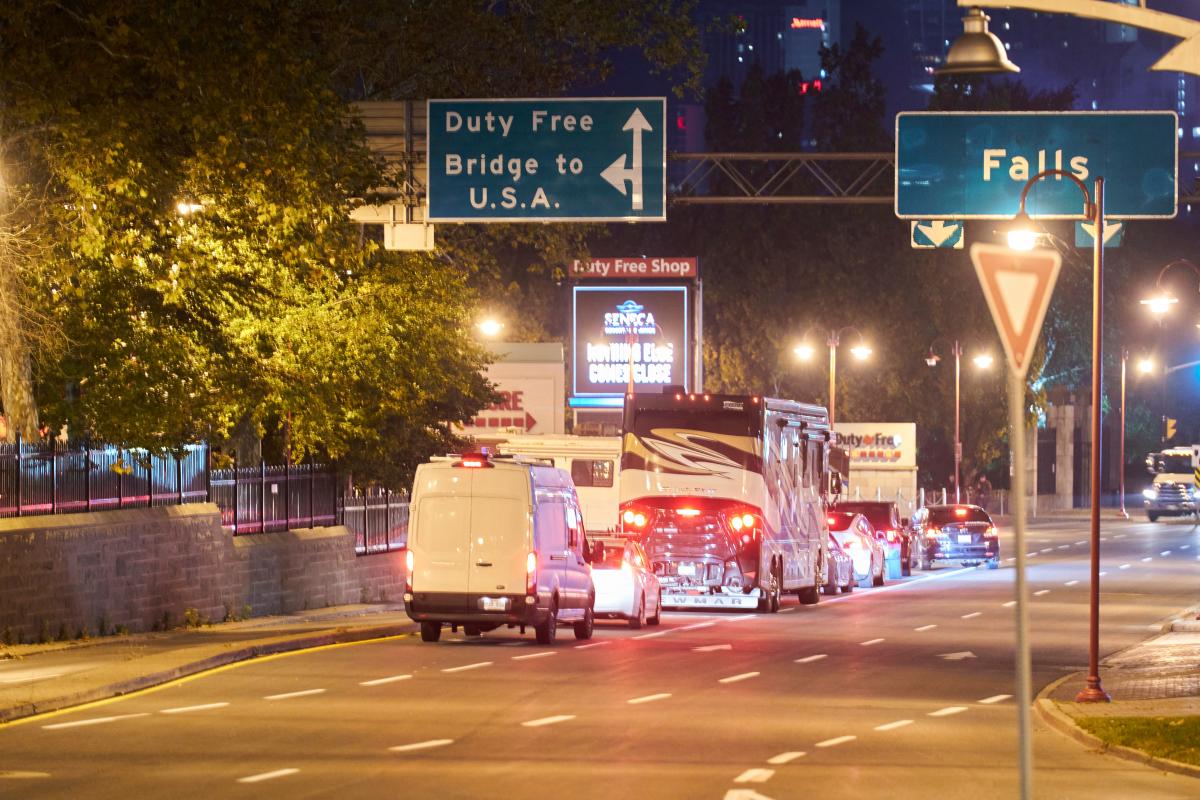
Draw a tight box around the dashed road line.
[1113,534,1126,539]
[42,713,150,730]
[961,612,981,619]
[522,715,575,728]
[390,739,454,753]
[160,702,229,715]
[264,689,325,701]
[1002,600,1017,608]
[1075,540,1087,545]
[632,629,675,640]
[928,706,968,717]
[1161,550,1172,556]
[1141,557,1153,563]
[1040,548,1054,554]
[237,769,298,784]
[1057,545,1070,550]
[1182,544,1191,550]
[733,768,775,784]
[719,672,761,684]
[442,662,493,674]
[727,614,757,622]
[628,693,671,705]
[1005,557,1016,563]
[678,622,717,631]
[767,752,806,765]
[979,694,1012,704]
[1119,564,1131,570]
[1064,580,1079,587]
[512,652,556,661]
[914,624,938,632]
[1034,589,1050,596]
[361,675,412,686]
[815,735,856,748]
[860,638,885,646]
[875,719,914,731]
[575,641,610,650]
[795,654,828,664]
[1100,571,1108,576]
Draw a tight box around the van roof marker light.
[455,453,493,468]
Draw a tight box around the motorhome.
[494,434,622,533]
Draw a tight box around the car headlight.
[1142,488,1158,500]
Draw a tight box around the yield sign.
[970,244,1062,377]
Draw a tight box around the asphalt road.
[3,516,1199,799]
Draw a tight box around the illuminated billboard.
[572,285,689,404]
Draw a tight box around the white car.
[589,536,662,628]
[827,511,885,588]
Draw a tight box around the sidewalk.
[0,603,416,724]
[1037,611,1200,779]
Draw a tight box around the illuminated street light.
[1139,294,1178,315]
[926,339,993,503]
[849,343,872,361]
[1137,357,1155,375]
[175,199,204,215]
[972,353,994,369]
[476,318,504,338]
[793,342,815,361]
[1006,212,1039,251]
[1140,260,1199,318]
[795,326,871,425]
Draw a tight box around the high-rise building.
[700,0,841,87]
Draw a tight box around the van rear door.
[411,466,473,600]
[468,470,532,597]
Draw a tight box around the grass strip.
[1077,716,1200,768]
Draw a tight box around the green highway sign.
[895,112,1178,220]
[427,98,666,222]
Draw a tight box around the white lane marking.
[0,771,51,778]
[264,689,325,701]
[693,644,733,652]
[512,652,556,661]
[961,612,981,619]
[628,693,671,705]
[1113,533,1126,539]
[1005,557,1016,563]
[817,565,978,605]
[928,706,968,717]
[0,672,63,685]
[1026,552,1038,558]
[390,739,454,753]
[727,614,757,622]
[1002,600,1017,608]
[718,672,760,684]
[360,676,412,690]
[1141,557,1153,563]
[860,638,885,646]
[1100,571,1108,576]
[1075,540,1088,545]
[499,642,526,647]
[914,624,938,632]
[575,641,610,650]
[780,607,796,613]
[42,713,149,730]
[1119,564,1131,570]
[815,735,856,748]
[767,751,806,765]
[522,715,575,728]
[1182,544,1191,550]
[1034,590,1050,597]
[160,702,229,715]
[1100,537,1108,542]
[1064,580,1079,587]
[733,768,775,784]
[632,629,673,640]
[1161,550,1172,556]
[237,769,298,784]
[442,661,493,673]
[1040,548,1054,554]
[678,621,716,631]
[795,654,828,664]
[979,694,1012,704]
[875,719,914,731]
[1057,545,1070,550]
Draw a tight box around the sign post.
[971,243,1062,800]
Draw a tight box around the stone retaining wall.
[0,504,404,642]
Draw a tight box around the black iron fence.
[0,437,407,554]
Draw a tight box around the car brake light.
[526,551,537,594]
[954,507,968,517]
[885,529,898,543]
[827,516,837,526]
[677,508,701,517]
[986,526,997,536]
[405,549,414,592]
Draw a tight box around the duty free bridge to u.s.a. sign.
[895,111,1178,220]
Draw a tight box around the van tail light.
[621,507,648,532]
[526,551,537,594]
[405,549,414,592]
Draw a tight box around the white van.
[493,434,622,534]
[404,452,596,644]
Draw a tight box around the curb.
[0,621,416,725]
[1034,672,1200,780]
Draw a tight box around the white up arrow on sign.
[600,108,653,210]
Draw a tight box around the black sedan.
[911,504,999,570]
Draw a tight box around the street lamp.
[795,326,871,425]
[1139,259,1200,315]
[925,339,994,502]
[476,318,504,338]
[935,7,1020,75]
[1009,168,1108,706]
[1136,357,1155,375]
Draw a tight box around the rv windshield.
[1153,454,1192,474]
[627,409,761,473]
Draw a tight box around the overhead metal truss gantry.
[358,101,1200,211]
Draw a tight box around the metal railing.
[0,436,406,554]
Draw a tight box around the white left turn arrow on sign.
[600,108,653,210]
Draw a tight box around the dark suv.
[911,504,999,570]
[831,500,915,576]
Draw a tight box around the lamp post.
[1006,168,1108,706]
[926,339,995,503]
[794,326,871,426]
[1118,348,1129,519]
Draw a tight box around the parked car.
[823,532,855,595]
[826,511,886,587]
[589,536,662,628]
[911,504,999,570]
[832,500,915,575]
[404,452,596,644]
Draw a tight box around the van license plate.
[957,534,972,544]
[481,597,509,611]
[677,563,696,577]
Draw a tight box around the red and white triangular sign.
[970,244,1062,377]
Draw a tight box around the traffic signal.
[1165,417,1177,441]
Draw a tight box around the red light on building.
[676,114,686,131]
[791,17,824,30]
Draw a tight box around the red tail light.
[925,526,941,538]
[885,529,898,543]
[405,549,414,592]
[622,508,648,530]
[526,551,537,594]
